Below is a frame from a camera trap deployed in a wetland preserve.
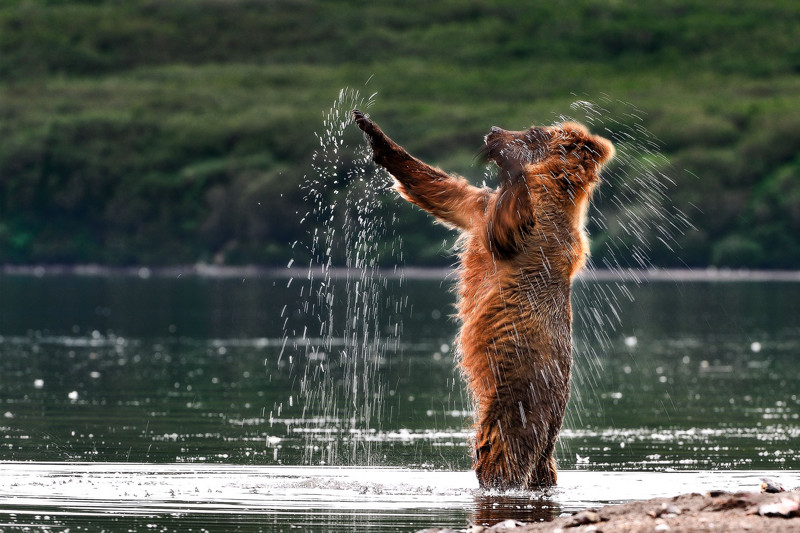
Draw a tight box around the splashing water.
[556,97,694,442]
[281,87,408,466]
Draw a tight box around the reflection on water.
[0,274,799,530]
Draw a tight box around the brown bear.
[353,109,614,489]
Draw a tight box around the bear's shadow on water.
[472,492,561,526]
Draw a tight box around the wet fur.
[353,110,614,489]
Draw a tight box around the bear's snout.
[485,127,507,145]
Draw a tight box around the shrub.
[711,236,764,268]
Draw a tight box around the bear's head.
[481,121,615,264]
[483,121,615,188]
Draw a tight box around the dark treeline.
[1,0,799,268]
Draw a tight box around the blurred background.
[1,0,798,269]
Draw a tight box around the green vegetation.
[1,0,799,268]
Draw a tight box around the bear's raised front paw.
[352,109,390,156]
[352,109,373,133]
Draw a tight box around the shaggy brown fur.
[353,110,614,489]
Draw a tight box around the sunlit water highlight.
[0,463,794,531]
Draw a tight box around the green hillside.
[1,0,799,268]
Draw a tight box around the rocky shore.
[422,489,800,533]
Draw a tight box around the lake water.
[1,271,798,531]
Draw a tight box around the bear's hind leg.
[533,451,557,488]
[472,399,558,490]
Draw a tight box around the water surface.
[0,273,798,530]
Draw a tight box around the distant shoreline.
[2,264,800,282]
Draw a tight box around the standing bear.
[353,110,614,489]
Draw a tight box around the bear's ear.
[585,133,615,168]
[558,122,615,170]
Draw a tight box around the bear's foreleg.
[353,110,485,230]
